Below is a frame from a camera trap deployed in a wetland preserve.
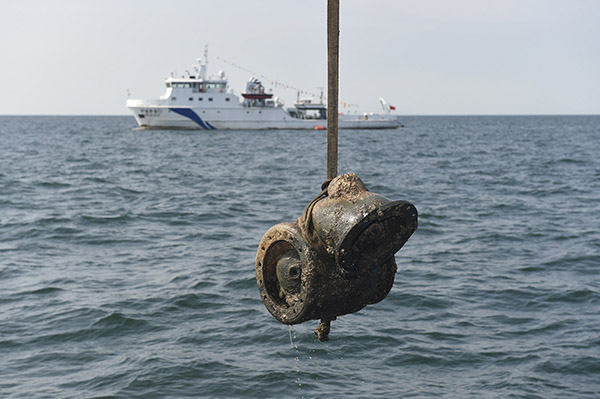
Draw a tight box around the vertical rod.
[327,0,339,180]
[315,318,331,342]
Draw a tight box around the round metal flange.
[256,223,316,324]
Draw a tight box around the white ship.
[126,53,399,130]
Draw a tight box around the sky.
[1,0,599,115]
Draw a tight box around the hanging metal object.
[256,173,417,340]
[256,0,416,341]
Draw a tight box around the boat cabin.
[288,98,327,120]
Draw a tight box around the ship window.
[199,97,203,101]
[172,97,177,100]
[138,114,145,118]
[189,97,193,101]
[225,98,230,102]
[208,98,213,102]
[166,82,172,88]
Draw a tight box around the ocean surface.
[1,115,599,398]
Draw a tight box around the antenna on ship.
[198,44,209,80]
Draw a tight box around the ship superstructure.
[126,52,399,130]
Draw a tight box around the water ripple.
[1,116,599,398]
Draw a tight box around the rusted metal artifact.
[256,173,417,340]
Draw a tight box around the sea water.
[1,115,599,398]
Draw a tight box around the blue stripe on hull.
[169,108,216,130]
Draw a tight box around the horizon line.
[1,113,599,117]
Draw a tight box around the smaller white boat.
[126,52,400,130]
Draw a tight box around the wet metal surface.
[256,173,417,339]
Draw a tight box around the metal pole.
[315,0,339,342]
[327,0,339,180]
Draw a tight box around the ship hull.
[127,104,399,130]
